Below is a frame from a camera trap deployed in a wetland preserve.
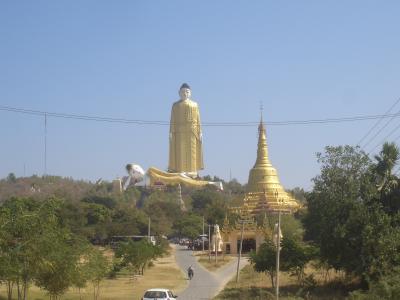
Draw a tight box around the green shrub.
[348,269,400,300]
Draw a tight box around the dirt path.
[174,244,249,300]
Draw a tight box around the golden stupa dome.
[245,117,299,214]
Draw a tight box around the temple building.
[221,115,300,254]
[221,204,271,255]
[242,116,299,215]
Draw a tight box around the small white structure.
[123,163,145,190]
[211,224,223,252]
[273,222,283,249]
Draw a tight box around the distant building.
[112,177,122,193]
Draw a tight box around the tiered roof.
[242,117,300,215]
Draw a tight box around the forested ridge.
[0,174,250,299]
[2,144,400,299]
[0,174,249,242]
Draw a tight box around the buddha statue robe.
[168,85,204,175]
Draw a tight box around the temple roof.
[244,117,299,214]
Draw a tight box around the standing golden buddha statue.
[147,83,221,189]
[168,83,204,177]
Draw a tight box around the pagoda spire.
[244,112,300,214]
[254,114,272,168]
[247,114,277,193]
[227,111,300,218]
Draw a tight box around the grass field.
[0,248,354,300]
[195,252,234,272]
[0,247,187,300]
[214,263,353,300]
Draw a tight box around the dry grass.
[195,252,234,272]
[0,247,187,300]
[214,262,350,300]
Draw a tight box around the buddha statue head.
[179,83,191,101]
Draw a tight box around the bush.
[348,269,400,300]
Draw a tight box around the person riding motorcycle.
[187,265,194,280]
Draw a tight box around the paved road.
[174,245,249,300]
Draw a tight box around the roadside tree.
[83,247,110,300]
[115,239,161,276]
[303,145,400,285]
[249,240,277,287]
[172,213,203,241]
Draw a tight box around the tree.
[303,146,373,265]
[108,206,148,237]
[0,197,94,300]
[83,195,117,209]
[68,245,110,300]
[225,178,245,194]
[280,236,317,285]
[191,187,225,213]
[172,213,203,240]
[115,240,161,276]
[204,199,226,226]
[35,234,85,300]
[249,240,277,287]
[6,173,16,183]
[190,186,228,226]
[374,142,400,214]
[83,247,110,300]
[303,145,400,284]
[0,205,17,300]
[143,200,182,236]
[250,234,316,288]
[348,267,400,299]
[0,197,45,300]
[374,142,399,194]
[83,202,112,243]
[287,187,307,204]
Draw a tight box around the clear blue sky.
[1,1,400,190]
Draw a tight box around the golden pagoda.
[243,116,300,215]
[221,203,270,254]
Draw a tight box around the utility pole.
[208,224,211,262]
[236,220,245,283]
[202,216,205,252]
[215,234,218,266]
[44,113,47,176]
[148,217,151,242]
[276,210,282,300]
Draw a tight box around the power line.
[360,107,400,150]
[0,105,169,125]
[3,104,400,127]
[368,121,400,154]
[44,113,47,176]
[357,97,400,146]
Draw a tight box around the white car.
[142,288,178,300]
